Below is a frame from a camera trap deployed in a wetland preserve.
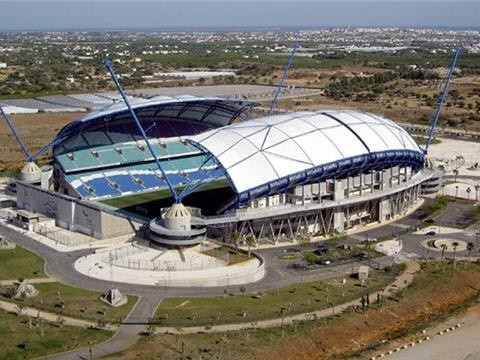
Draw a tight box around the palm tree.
[440,243,448,261]
[453,169,459,183]
[424,244,431,261]
[475,184,480,202]
[455,185,459,199]
[467,242,475,262]
[466,187,472,200]
[244,234,256,259]
[452,241,459,269]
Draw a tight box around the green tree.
[303,252,319,265]
[453,169,459,183]
[452,241,460,269]
[244,234,255,259]
[441,243,448,261]
[466,187,472,199]
[467,242,475,262]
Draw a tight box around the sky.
[0,1,478,31]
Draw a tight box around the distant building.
[0,62,7,69]
[153,70,236,79]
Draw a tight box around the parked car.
[425,230,437,236]
[290,263,309,271]
[356,252,370,259]
[282,247,301,254]
[6,182,16,194]
[313,246,328,255]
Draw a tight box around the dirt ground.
[0,112,82,171]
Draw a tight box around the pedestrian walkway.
[0,299,118,331]
[0,277,56,286]
[46,295,161,360]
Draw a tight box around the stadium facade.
[15,96,433,245]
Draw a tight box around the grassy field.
[201,246,249,265]
[424,195,449,218]
[467,204,480,222]
[0,309,111,360]
[0,282,136,324]
[108,261,480,360]
[98,178,229,209]
[0,245,46,280]
[153,265,403,327]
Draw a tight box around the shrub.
[303,252,319,265]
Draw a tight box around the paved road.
[0,200,464,359]
[46,296,160,360]
[0,222,391,301]
[399,201,480,259]
[0,221,392,359]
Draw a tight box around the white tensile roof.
[189,110,421,193]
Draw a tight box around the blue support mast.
[268,42,299,116]
[103,58,181,203]
[424,47,461,154]
[0,104,32,161]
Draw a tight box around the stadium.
[13,94,432,248]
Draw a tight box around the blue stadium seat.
[136,174,165,188]
[185,171,209,182]
[109,175,144,193]
[166,173,186,186]
[76,184,93,197]
[61,143,225,199]
[85,177,121,197]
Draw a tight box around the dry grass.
[0,112,82,171]
[252,262,480,360]
[276,73,480,132]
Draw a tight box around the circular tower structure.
[149,203,206,247]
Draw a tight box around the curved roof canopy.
[52,95,256,149]
[189,110,424,201]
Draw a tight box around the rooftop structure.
[49,96,255,201]
[14,95,430,246]
[189,109,424,207]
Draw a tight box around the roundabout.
[422,238,468,252]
